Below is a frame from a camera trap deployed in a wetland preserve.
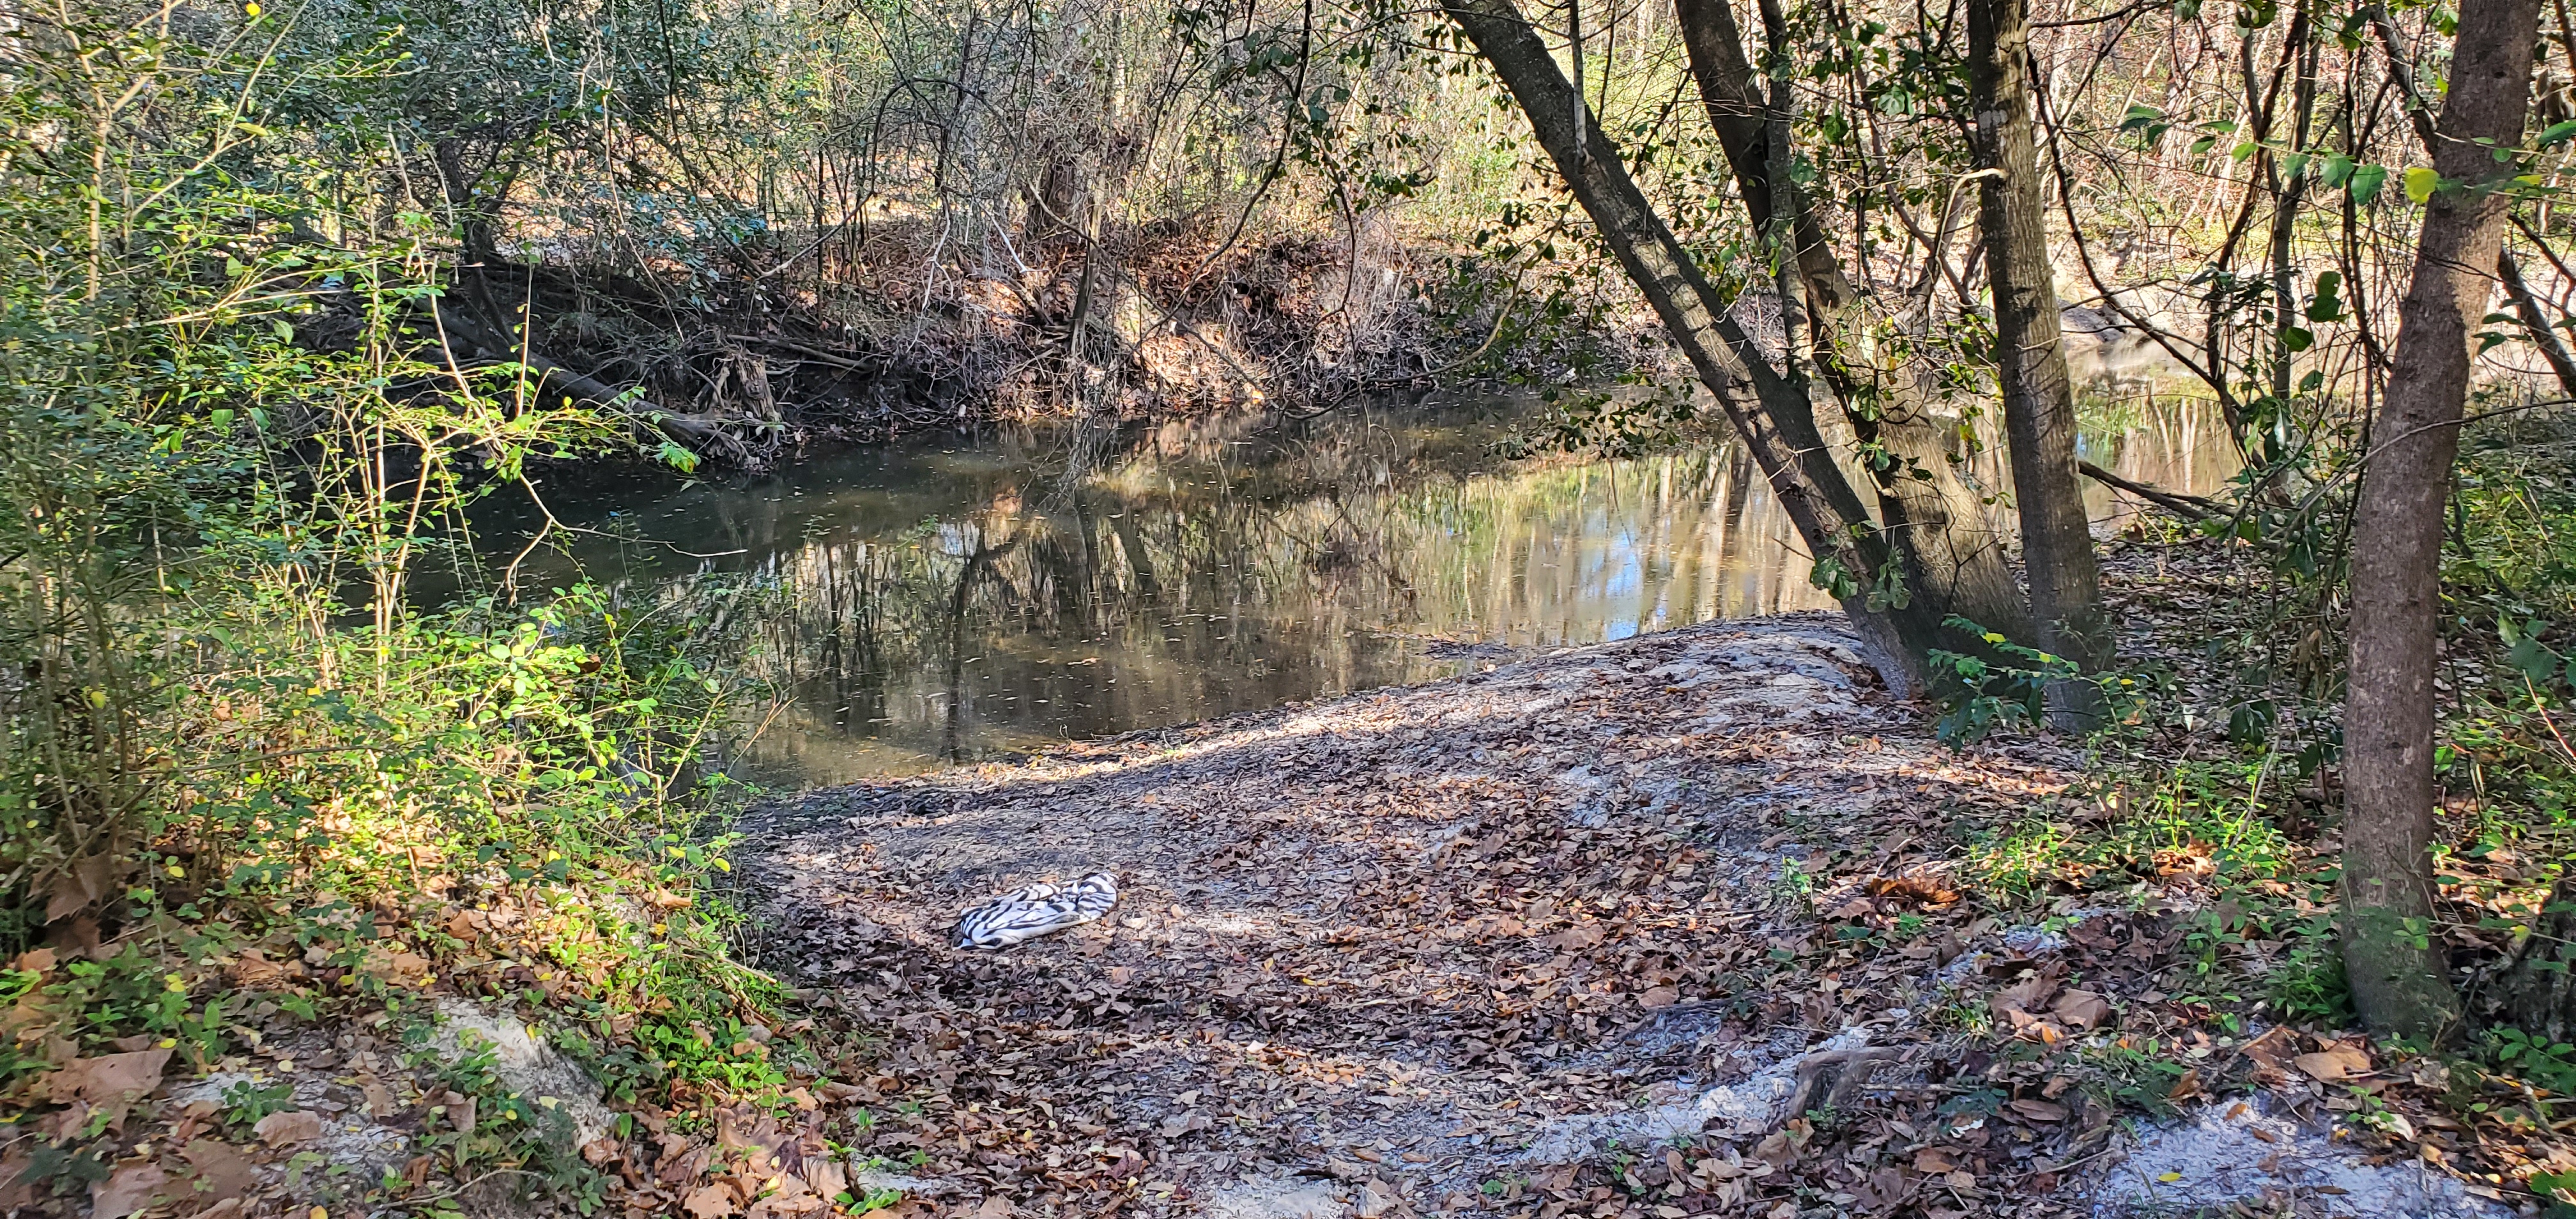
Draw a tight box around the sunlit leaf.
[2403,165,2442,203]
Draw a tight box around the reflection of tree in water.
[714,410,1815,779]
[510,396,2236,782]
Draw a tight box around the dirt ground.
[737,614,2132,1217]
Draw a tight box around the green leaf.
[2320,153,2356,187]
[2307,270,2344,321]
[2119,104,2173,143]
[2543,119,2576,148]
[2279,326,2313,352]
[2349,164,2390,203]
[2508,634,2563,682]
[2403,165,2442,203]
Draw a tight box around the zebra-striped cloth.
[953,873,1120,949]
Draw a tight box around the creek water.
[497,392,2233,789]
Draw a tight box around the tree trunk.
[1669,0,2032,644]
[1439,0,1982,691]
[2343,0,2539,1041]
[1967,0,2108,721]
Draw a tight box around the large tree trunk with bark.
[1966,0,2108,721]
[1673,0,2031,646]
[1437,0,1992,692]
[2343,0,2540,1041]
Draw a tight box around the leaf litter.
[735,613,2200,1216]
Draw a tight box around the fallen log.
[2078,459,2220,521]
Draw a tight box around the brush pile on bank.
[381,213,1644,473]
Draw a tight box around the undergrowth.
[1927,404,2576,1204]
[0,8,853,1214]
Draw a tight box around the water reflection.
[506,392,2234,788]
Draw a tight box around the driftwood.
[1784,1047,1902,1121]
[431,297,751,461]
[2078,460,2221,521]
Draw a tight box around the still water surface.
[505,393,2232,789]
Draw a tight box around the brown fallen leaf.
[1545,925,1604,949]
[2317,1040,2372,1075]
[684,1182,739,1219]
[381,951,431,980]
[2292,1052,2350,1083]
[1989,976,2057,1022]
[43,1048,172,1107]
[253,1110,325,1147]
[2240,1025,2298,1071]
[45,854,121,921]
[1866,875,1959,907]
[178,1139,258,1204]
[2166,1068,2203,1101]
[1638,986,1680,1009]
[89,1162,167,1219]
[2007,1098,2067,1123]
[2051,989,2110,1030]
[440,1093,477,1134]
[751,1174,823,1218]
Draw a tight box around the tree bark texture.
[1966,0,2108,717]
[1669,0,2031,644]
[1438,0,1981,691]
[2343,0,2539,1041]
